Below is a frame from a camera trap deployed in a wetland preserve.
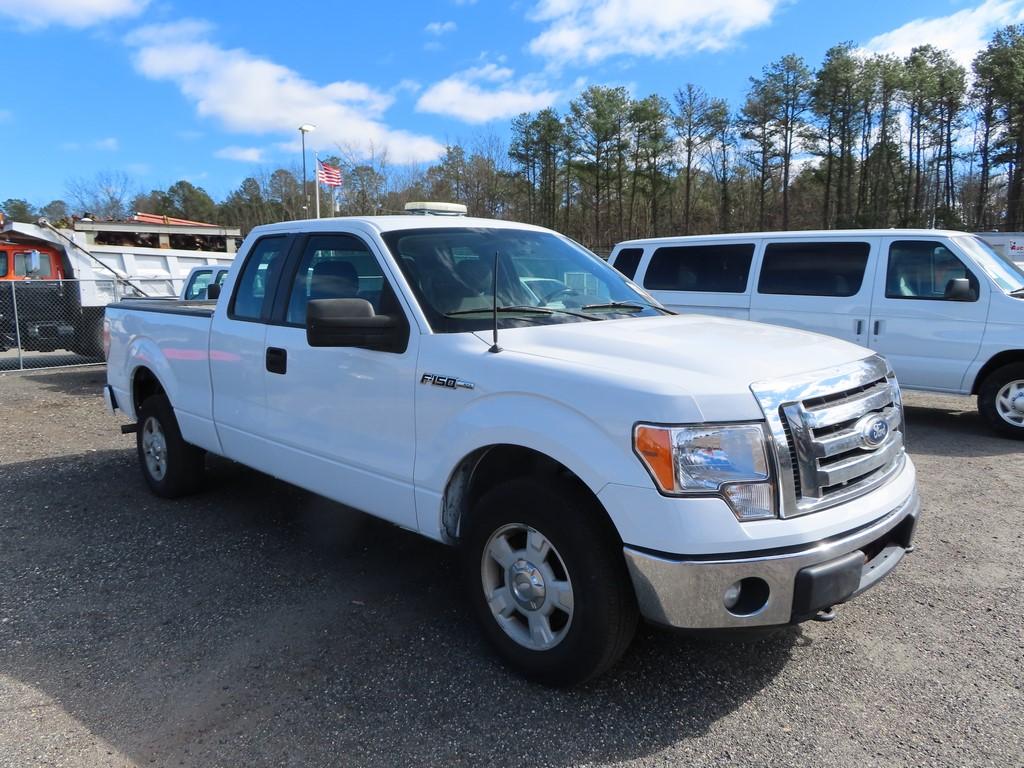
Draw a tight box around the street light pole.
[298,123,316,219]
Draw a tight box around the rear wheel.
[978,363,1024,440]
[461,477,638,686]
[136,394,206,497]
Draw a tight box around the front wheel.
[978,363,1024,440]
[461,477,638,686]
[136,394,206,497]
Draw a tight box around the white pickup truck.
[104,216,921,684]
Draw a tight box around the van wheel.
[136,394,206,497]
[461,477,638,686]
[978,363,1024,439]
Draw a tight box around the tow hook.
[814,607,838,622]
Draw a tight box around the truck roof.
[248,216,552,237]
[615,228,976,248]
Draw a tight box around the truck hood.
[474,314,874,421]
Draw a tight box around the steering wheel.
[542,286,578,304]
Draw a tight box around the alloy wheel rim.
[141,416,168,481]
[995,379,1024,427]
[480,523,574,651]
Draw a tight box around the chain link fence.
[0,278,181,372]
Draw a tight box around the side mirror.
[306,298,408,353]
[944,277,975,301]
[206,283,221,300]
[27,250,41,276]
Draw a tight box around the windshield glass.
[381,227,663,332]
[956,236,1024,293]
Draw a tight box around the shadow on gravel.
[0,365,107,398]
[0,449,795,767]
[903,404,1021,458]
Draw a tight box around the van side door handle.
[873,320,881,336]
[266,346,287,375]
[855,319,863,335]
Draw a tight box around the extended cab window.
[612,248,643,280]
[886,241,978,301]
[286,234,389,325]
[230,237,288,321]
[644,244,754,293]
[758,242,869,297]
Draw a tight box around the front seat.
[310,259,359,301]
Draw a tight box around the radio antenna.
[489,249,502,353]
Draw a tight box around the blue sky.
[3,0,1024,208]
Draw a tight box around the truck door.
[210,235,292,465]
[867,238,989,392]
[749,237,877,345]
[261,232,419,530]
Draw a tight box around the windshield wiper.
[1009,286,1024,296]
[444,305,600,321]
[581,300,676,315]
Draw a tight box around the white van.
[610,229,1024,439]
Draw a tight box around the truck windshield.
[381,227,664,332]
[956,235,1024,294]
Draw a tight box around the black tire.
[72,308,104,358]
[978,362,1024,440]
[136,394,206,497]
[461,476,638,686]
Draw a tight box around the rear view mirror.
[306,298,408,353]
[944,278,975,301]
[27,250,41,275]
[206,283,221,300]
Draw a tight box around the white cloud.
[0,0,147,28]
[417,64,559,123]
[125,19,445,164]
[60,137,120,151]
[862,0,1024,66]
[527,0,782,65]
[215,146,265,163]
[425,20,456,34]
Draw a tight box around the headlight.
[633,423,776,521]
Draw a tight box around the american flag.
[317,159,343,187]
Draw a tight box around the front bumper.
[623,489,920,629]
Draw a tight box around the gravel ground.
[0,367,1021,768]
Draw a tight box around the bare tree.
[66,170,136,220]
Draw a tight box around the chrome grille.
[752,356,906,518]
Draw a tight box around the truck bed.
[109,299,216,318]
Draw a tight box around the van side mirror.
[27,250,41,276]
[306,298,409,353]
[944,277,975,301]
[206,283,221,300]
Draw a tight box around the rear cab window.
[14,251,54,278]
[757,242,870,297]
[185,270,213,300]
[644,244,754,293]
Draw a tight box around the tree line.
[7,25,1024,250]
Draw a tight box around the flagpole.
[314,151,321,219]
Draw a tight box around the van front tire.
[978,363,1024,440]
[136,394,206,497]
[461,477,638,686]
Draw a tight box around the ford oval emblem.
[858,414,889,449]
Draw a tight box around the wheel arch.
[441,443,622,546]
[971,349,1024,394]
[131,365,167,414]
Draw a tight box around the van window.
[886,241,978,301]
[644,244,754,293]
[230,237,289,321]
[612,248,643,280]
[758,242,870,297]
